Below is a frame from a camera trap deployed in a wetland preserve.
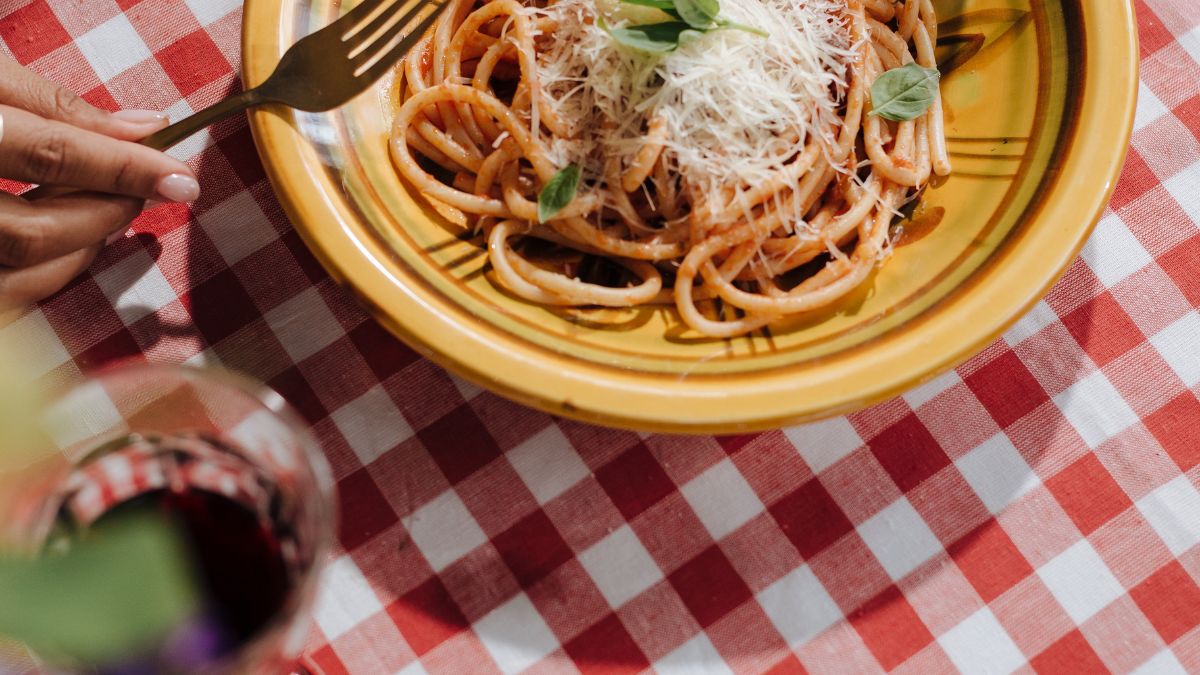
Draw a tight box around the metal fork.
[140,0,447,151]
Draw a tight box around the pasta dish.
[389,0,950,337]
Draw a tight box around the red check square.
[74,328,142,371]
[769,478,854,560]
[868,414,951,492]
[154,29,229,97]
[765,654,808,675]
[1158,234,1200,308]
[1062,292,1146,368]
[387,577,468,657]
[948,520,1034,603]
[1109,150,1161,211]
[336,468,399,550]
[964,350,1050,428]
[306,644,350,675]
[1031,629,1108,674]
[1131,561,1200,644]
[668,545,753,628]
[1144,392,1200,471]
[0,0,71,64]
[562,614,648,674]
[182,267,262,346]
[418,404,501,484]
[492,510,572,589]
[594,442,676,521]
[848,585,934,671]
[1045,454,1134,536]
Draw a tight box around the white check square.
[1053,371,1139,449]
[331,385,414,466]
[1181,25,1200,66]
[1080,213,1153,288]
[43,380,124,450]
[784,416,862,473]
[1136,476,1200,556]
[0,310,70,376]
[578,525,663,609]
[1163,164,1200,227]
[1133,649,1188,675]
[903,369,963,409]
[264,288,345,363]
[757,565,842,648]
[394,662,429,675]
[1133,82,1168,132]
[680,459,765,541]
[404,489,488,572]
[1037,540,1124,624]
[474,593,559,675]
[506,425,590,505]
[938,608,1025,675]
[1003,300,1060,346]
[654,633,733,675]
[312,555,384,640]
[857,498,942,581]
[94,250,176,324]
[1149,311,1200,388]
[162,99,212,162]
[196,192,276,267]
[955,433,1040,515]
[184,0,241,25]
[75,14,152,81]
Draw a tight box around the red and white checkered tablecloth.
[2,0,1200,672]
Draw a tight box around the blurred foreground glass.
[1,365,335,674]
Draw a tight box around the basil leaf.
[0,515,196,666]
[603,20,693,52]
[870,62,941,121]
[673,0,718,29]
[621,0,676,11]
[538,164,581,223]
[715,18,768,37]
[619,0,683,21]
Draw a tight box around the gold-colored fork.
[140,0,447,151]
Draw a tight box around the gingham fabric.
[1,0,1199,673]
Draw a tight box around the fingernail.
[112,109,170,129]
[105,228,129,246]
[155,174,200,203]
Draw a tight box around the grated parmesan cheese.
[529,0,856,221]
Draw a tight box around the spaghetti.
[389,0,950,337]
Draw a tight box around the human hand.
[0,57,200,321]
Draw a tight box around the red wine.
[93,488,292,653]
[44,434,307,674]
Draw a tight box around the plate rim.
[241,0,1139,433]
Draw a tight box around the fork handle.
[139,88,265,151]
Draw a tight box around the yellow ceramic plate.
[242,0,1137,433]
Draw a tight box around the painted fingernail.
[155,174,200,203]
[105,228,130,246]
[112,109,170,129]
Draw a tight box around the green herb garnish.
[605,0,764,52]
[869,62,941,121]
[0,515,196,666]
[537,164,581,223]
[673,0,719,29]
[602,19,698,52]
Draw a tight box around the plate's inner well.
[290,0,1074,378]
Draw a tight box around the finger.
[0,57,169,141]
[0,245,98,314]
[0,106,200,202]
[0,191,141,267]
